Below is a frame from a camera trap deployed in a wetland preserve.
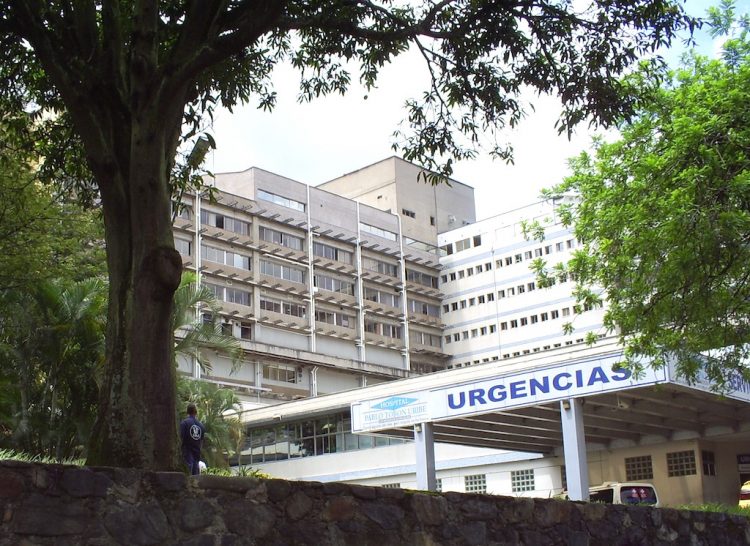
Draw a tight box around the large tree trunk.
[87,102,184,470]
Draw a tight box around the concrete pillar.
[414,422,436,491]
[560,398,589,501]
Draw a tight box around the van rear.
[589,482,660,507]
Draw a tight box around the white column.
[414,422,436,491]
[560,398,589,501]
[309,366,319,397]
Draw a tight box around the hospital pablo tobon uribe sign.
[351,354,667,433]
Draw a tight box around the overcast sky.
[206,1,715,220]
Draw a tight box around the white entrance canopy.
[240,339,750,500]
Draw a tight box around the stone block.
[285,490,313,520]
[361,502,405,531]
[410,494,447,526]
[103,500,170,545]
[180,498,216,532]
[0,470,25,499]
[322,496,358,523]
[61,468,113,497]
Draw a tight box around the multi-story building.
[174,158,472,408]
[437,198,607,368]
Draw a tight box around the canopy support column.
[561,398,589,501]
[414,422,436,491]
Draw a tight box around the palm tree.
[172,271,242,372]
[0,278,106,459]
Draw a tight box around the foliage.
[679,503,750,517]
[202,465,271,479]
[177,378,244,469]
[0,448,84,466]
[0,279,107,460]
[172,272,242,373]
[543,4,750,390]
[0,0,696,469]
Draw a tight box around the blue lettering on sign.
[587,366,610,386]
[448,392,465,409]
[487,384,506,402]
[443,363,642,413]
[553,373,572,390]
[372,396,418,411]
[509,380,527,399]
[469,389,486,406]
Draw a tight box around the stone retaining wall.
[0,461,748,545]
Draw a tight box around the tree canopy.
[546,6,750,391]
[0,0,696,469]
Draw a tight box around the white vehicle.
[588,482,660,507]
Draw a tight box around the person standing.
[180,402,205,475]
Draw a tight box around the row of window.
[407,298,440,317]
[260,259,306,284]
[444,323,497,344]
[260,297,307,319]
[315,273,355,296]
[203,283,252,307]
[382,469,534,495]
[364,319,402,339]
[441,235,482,256]
[362,256,399,277]
[625,450,715,480]
[440,238,578,285]
[260,226,304,251]
[202,244,251,270]
[406,269,439,289]
[201,210,251,236]
[257,188,305,213]
[444,291,496,313]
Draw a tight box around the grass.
[678,502,750,518]
[0,448,85,466]
[202,465,271,479]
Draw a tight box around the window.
[702,451,716,476]
[473,235,482,247]
[314,242,353,264]
[441,243,453,255]
[430,216,436,226]
[496,259,503,268]
[517,285,525,294]
[315,274,354,296]
[515,253,523,263]
[458,270,465,279]
[535,248,543,257]
[257,188,305,212]
[475,264,483,273]
[510,319,518,328]
[460,300,467,309]
[489,325,496,333]
[487,293,494,302]
[507,287,515,296]
[381,483,400,489]
[453,333,460,342]
[455,238,471,252]
[469,298,476,306]
[562,307,571,317]
[520,317,528,326]
[263,364,298,383]
[485,262,492,271]
[464,474,486,493]
[413,332,442,348]
[480,326,488,335]
[505,256,513,266]
[363,286,399,307]
[444,335,452,344]
[530,315,538,324]
[260,297,306,318]
[471,329,478,338]
[450,272,457,281]
[466,267,474,276]
[567,239,574,248]
[501,322,508,330]
[359,222,397,241]
[259,226,304,251]
[540,312,548,321]
[365,319,402,339]
[462,331,469,340]
[443,304,450,313]
[625,455,654,481]
[524,250,532,260]
[401,208,416,218]
[451,302,458,311]
[556,242,564,251]
[201,244,251,270]
[408,299,440,317]
[667,450,697,477]
[200,210,250,235]
[225,287,251,306]
[315,309,354,329]
[527,282,536,291]
[239,322,252,340]
[175,238,192,256]
[478,295,485,304]
[511,469,535,492]
[260,260,305,284]
[406,270,439,288]
[435,478,442,492]
[551,310,559,319]
[498,290,505,299]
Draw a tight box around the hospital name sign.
[351,355,667,433]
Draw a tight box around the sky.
[206,1,717,221]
